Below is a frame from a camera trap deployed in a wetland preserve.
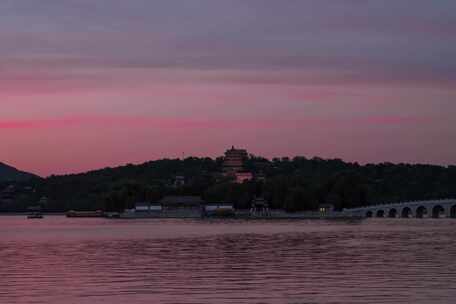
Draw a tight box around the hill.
[28,157,456,213]
[2,156,456,213]
[0,162,38,182]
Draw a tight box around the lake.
[0,216,455,303]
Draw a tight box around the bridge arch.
[376,210,385,218]
[366,211,373,218]
[432,205,445,218]
[388,208,397,218]
[415,206,428,218]
[451,205,456,218]
[401,207,412,218]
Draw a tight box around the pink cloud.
[0,113,445,177]
[0,114,432,131]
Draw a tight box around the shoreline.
[0,212,363,221]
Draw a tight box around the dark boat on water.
[66,210,104,218]
[27,205,44,219]
[27,212,43,219]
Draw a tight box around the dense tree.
[2,156,456,212]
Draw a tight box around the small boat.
[27,205,43,217]
[104,212,121,219]
[27,212,44,219]
[66,210,104,218]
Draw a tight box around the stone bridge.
[343,199,456,218]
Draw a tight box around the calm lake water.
[0,217,455,304]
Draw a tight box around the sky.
[1,0,456,176]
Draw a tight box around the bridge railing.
[343,198,456,211]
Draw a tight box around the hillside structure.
[223,146,248,175]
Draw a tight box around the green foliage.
[2,156,456,212]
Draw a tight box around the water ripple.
[0,217,455,303]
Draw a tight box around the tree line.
[2,156,456,212]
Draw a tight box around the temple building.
[223,146,248,175]
[159,196,204,217]
[235,172,254,184]
[203,203,235,217]
[250,197,271,217]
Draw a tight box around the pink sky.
[1,1,456,176]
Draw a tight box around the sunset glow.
[2,1,456,176]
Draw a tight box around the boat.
[66,210,104,218]
[27,205,43,219]
[27,212,44,219]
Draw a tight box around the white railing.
[344,198,456,211]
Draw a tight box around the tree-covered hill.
[0,162,38,182]
[2,156,456,212]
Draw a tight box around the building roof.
[225,146,248,156]
[205,204,234,211]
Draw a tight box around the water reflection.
[0,217,455,303]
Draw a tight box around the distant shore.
[0,212,67,216]
[0,211,362,220]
